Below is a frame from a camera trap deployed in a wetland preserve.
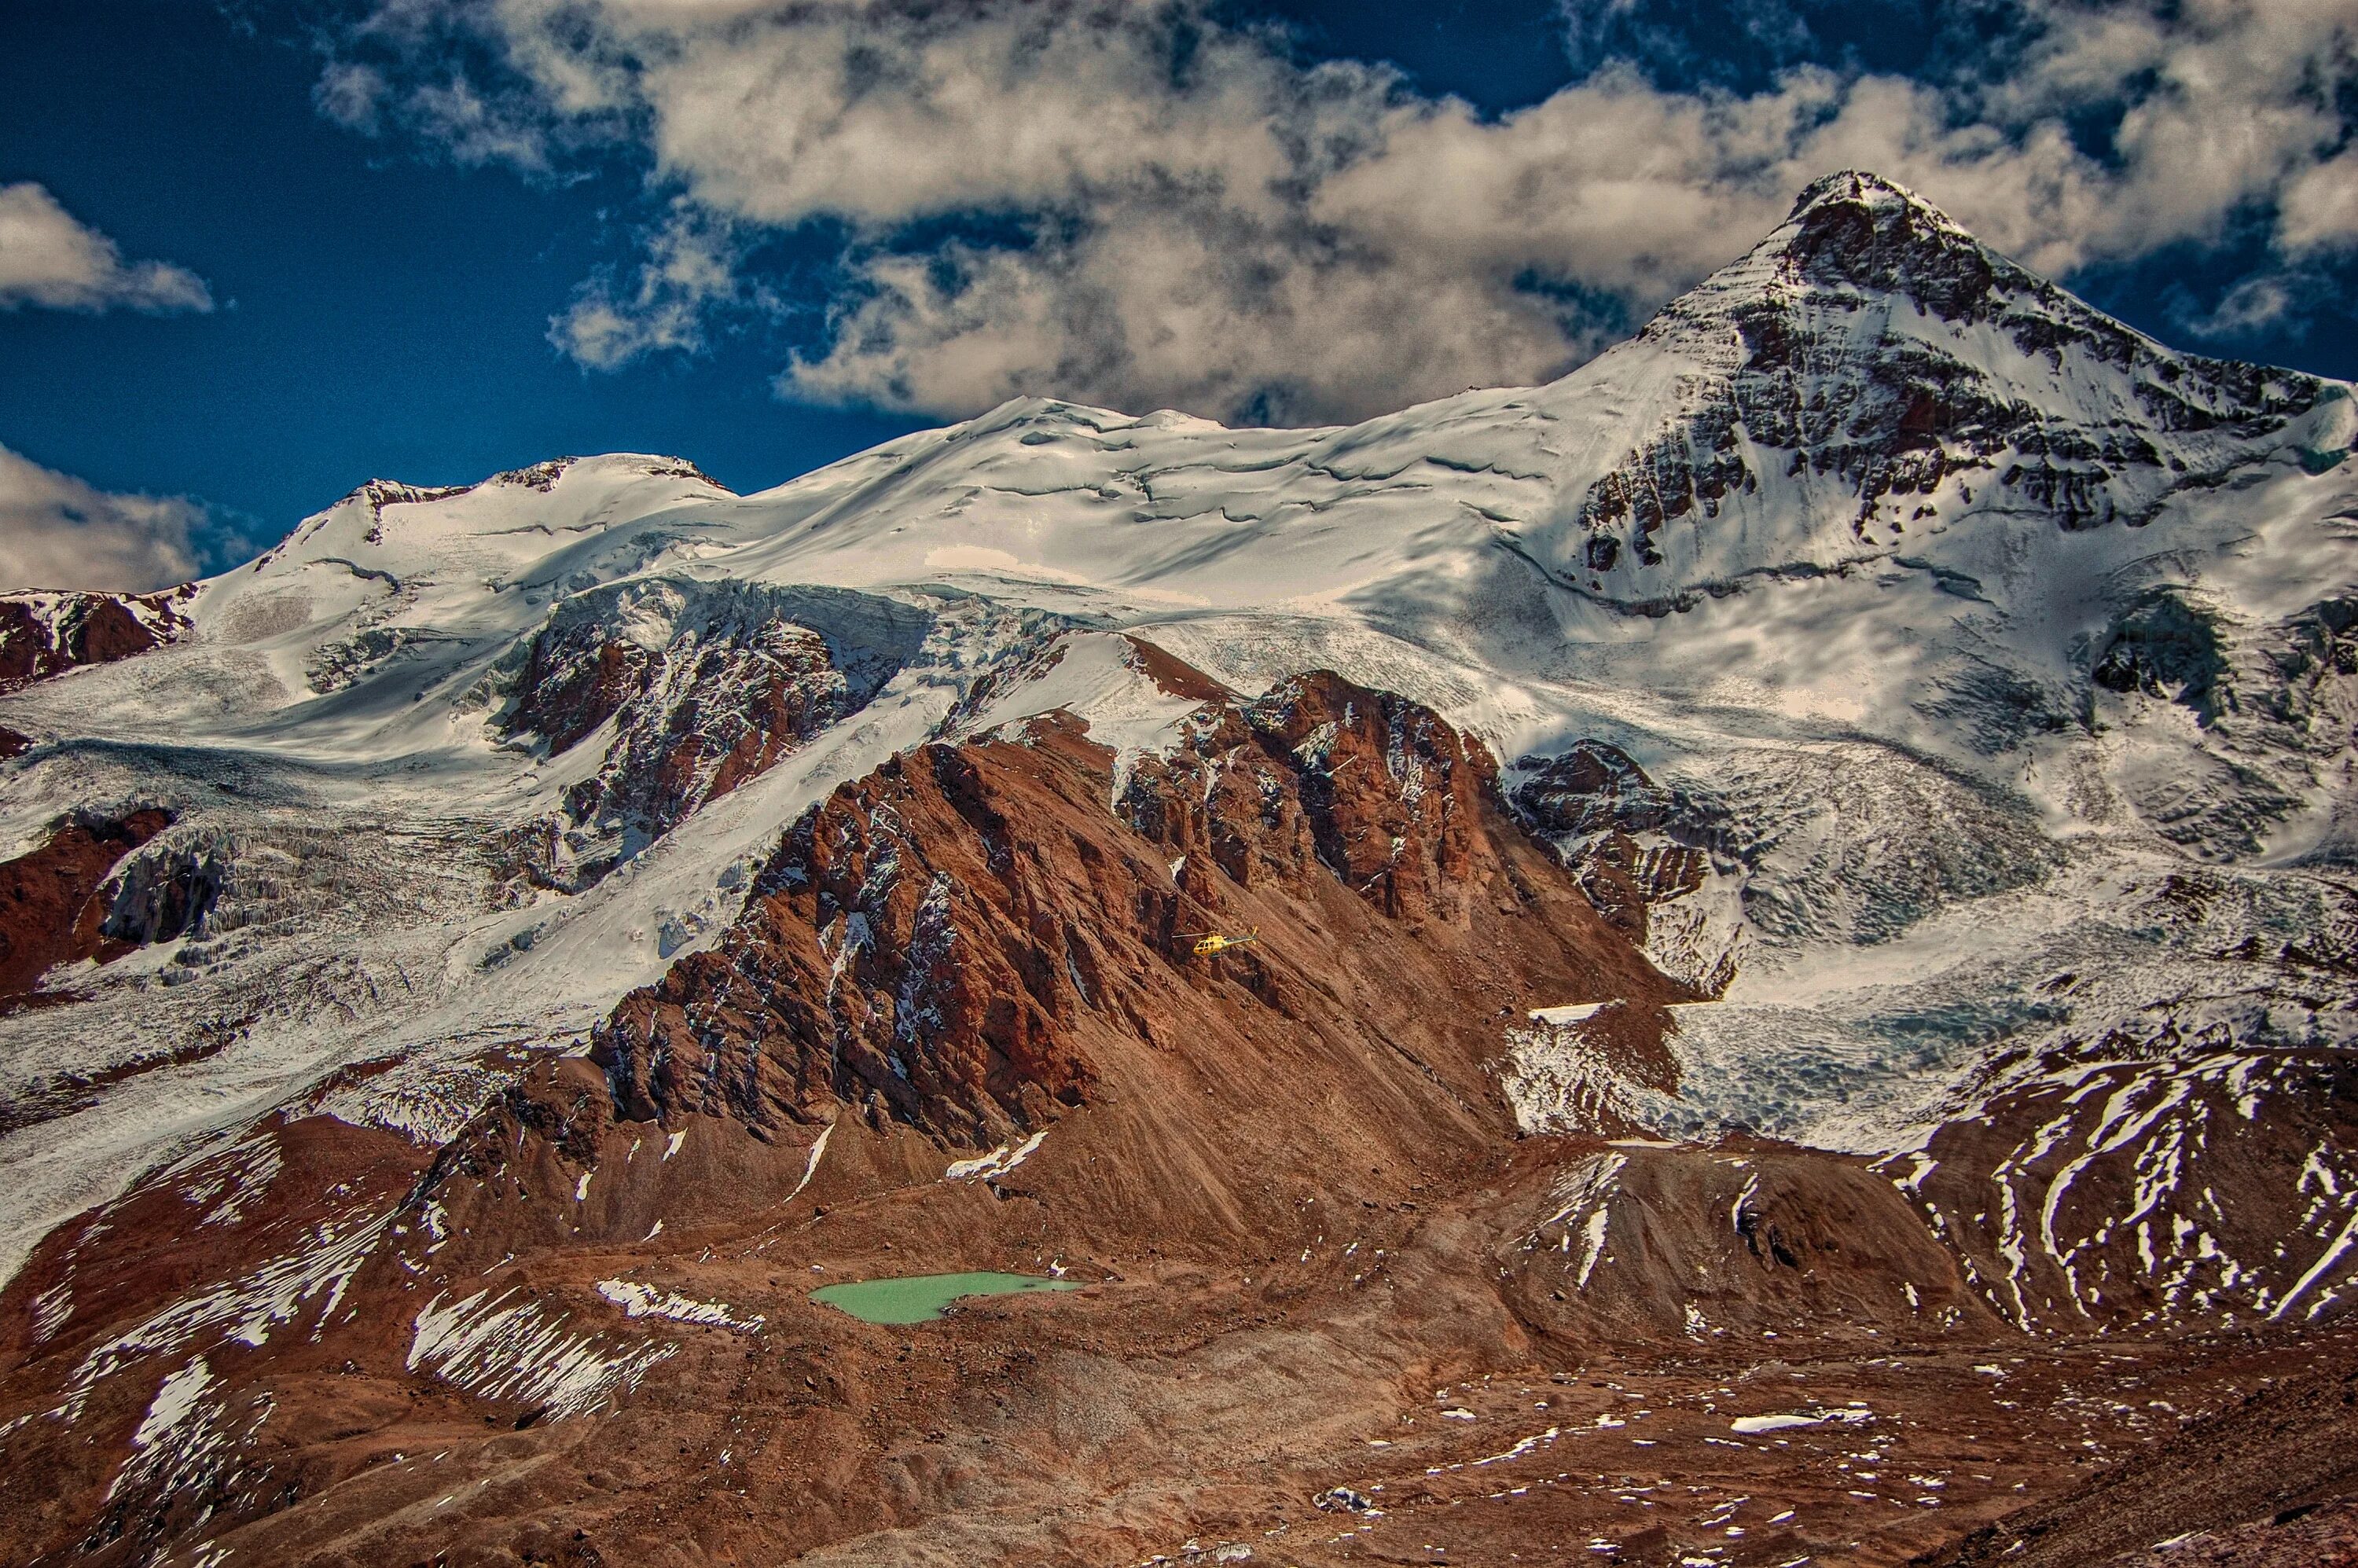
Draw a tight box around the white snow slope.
[3,170,2355,1326]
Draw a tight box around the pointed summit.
[1785,168,1955,222]
[1553,169,2335,580]
[1768,169,2007,324]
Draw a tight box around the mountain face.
[1574,171,2332,572]
[589,662,1673,1155]
[2,172,2356,1566]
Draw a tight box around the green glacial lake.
[810,1272,1082,1324]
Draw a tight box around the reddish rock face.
[491,582,927,888]
[561,619,847,833]
[506,634,648,757]
[0,807,174,1004]
[589,663,1678,1170]
[6,648,2349,1568]
[0,588,194,693]
[1123,672,1492,928]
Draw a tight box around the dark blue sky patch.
[0,2,918,558]
[1239,0,1579,113]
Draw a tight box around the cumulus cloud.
[549,207,740,368]
[0,446,204,593]
[2279,148,2358,254]
[1971,0,2355,259]
[319,0,2358,422]
[0,183,213,314]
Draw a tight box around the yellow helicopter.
[1177,927,1261,957]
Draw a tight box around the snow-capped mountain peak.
[1540,169,2344,596]
[1754,166,2029,318]
[253,453,732,574]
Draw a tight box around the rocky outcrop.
[2092,588,2234,722]
[1511,743,1717,941]
[99,833,230,949]
[346,479,471,544]
[490,580,932,887]
[2072,584,2358,859]
[1575,171,2332,576]
[0,807,174,1002]
[0,587,194,693]
[2,657,2349,1568]
[1120,674,1490,927]
[1508,742,1747,993]
[589,661,1677,1159]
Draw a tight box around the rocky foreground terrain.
[0,172,2355,1566]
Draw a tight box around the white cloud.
[2179,274,2304,336]
[0,183,213,314]
[314,60,391,133]
[2169,265,2338,343]
[321,0,2358,422]
[0,446,204,593]
[1976,0,2355,261]
[2279,148,2358,253]
[549,207,739,369]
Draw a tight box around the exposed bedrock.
[566,659,1678,1243]
[0,1115,439,1566]
[0,588,194,695]
[99,832,230,949]
[485,578,933,889]
[1575,171,2330,577]
[1510,741,1719,949]
[1,655,2352,1568]
[0,806,174,1003]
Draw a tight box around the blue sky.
[2,0,2354,589]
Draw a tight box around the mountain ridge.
[0,171,2354,1568]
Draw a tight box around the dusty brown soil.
[11,1103,2347,1568]
[1915,1348,2358,1567]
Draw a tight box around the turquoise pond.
[808,1272,1082,1324]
